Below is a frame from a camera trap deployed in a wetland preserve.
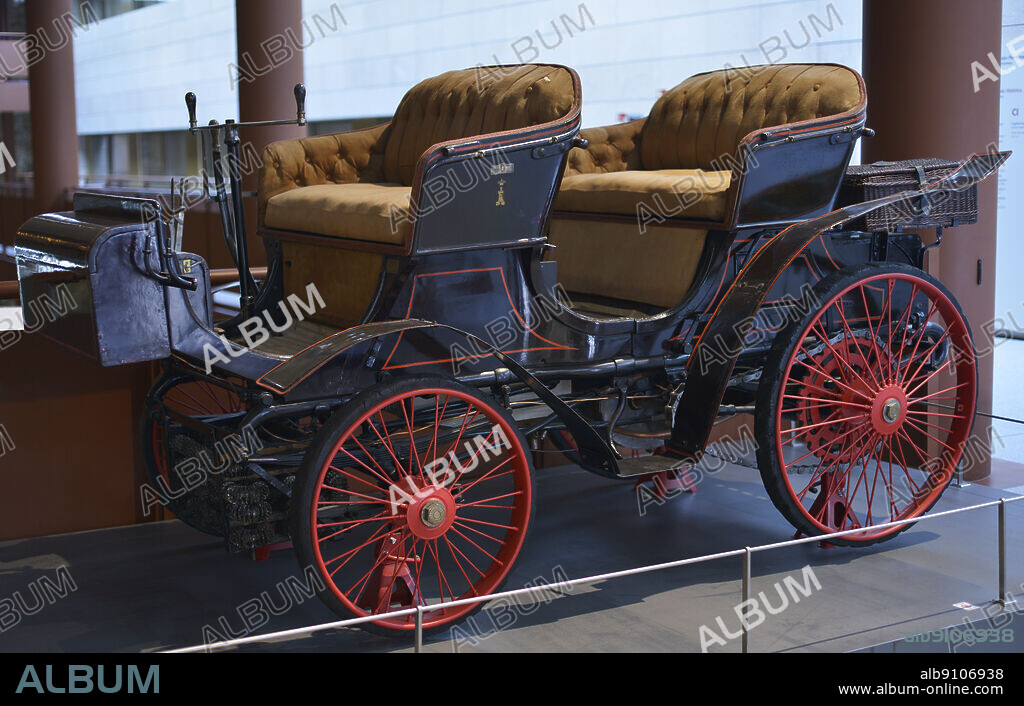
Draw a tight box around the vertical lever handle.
[185,92,198,131]
[294,84,306,125]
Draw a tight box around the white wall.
[73,0,862,134]
[304,0,861,127]
[74,0,237,135]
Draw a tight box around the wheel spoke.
[909,382,970,405]
[896,299,939,385]
[835,297,883,389]
[902,417,957,454]
[782,412,869,437]
[452,456,516,499]
[857,284,886,388]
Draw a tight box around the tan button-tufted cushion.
[555,169,731,221]
[259,123,391,226]
[564,120,645,176]
[265,183,410,245]
[640,63,862,171]
[383,65,575,185]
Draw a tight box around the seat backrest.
[639,63,864,172]
[383,64,576,185]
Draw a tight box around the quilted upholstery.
[259,123,390,226]
[555,169,731,221]
[640,63,862,171]
[258,64,576,238]
[564,120,645,177]
[265,183,410,245]
[383,65,574,185]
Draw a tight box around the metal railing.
[164,494,1023,654]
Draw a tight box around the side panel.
[411,123,580,253]
[734,131,859,226]
[92,230,172,364]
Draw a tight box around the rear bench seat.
[549,63,864,314]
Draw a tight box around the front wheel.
[756,263,976,546]
[140,374,246,536]
[290,375,535,634]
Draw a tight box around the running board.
[614,454,693,478]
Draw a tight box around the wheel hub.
[420,499,446,528]
[870,385,908,435]
[405,487,457,540]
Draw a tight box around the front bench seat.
[259,64,576,248]
[265,181,410,245]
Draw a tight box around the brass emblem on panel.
[182,259,193,274]
[496,179,506,207]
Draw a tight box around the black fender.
[256,318,620,474]
[668,150,1011,461]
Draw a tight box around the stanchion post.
[998,500,1007,605]
[742,547,752,654]
[415,605,424,652]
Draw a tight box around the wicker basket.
[840,158,978,232]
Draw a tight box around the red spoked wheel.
[291,375,534,634]
[141,374,247,536]
[755,263,976,546]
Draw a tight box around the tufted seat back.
[564,64,863,179]
[383,65,575,185]
[640,63,863,172]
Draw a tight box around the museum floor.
[0,454,1020,654]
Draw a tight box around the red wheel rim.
[775,272,975,541]
[309,387,532,631]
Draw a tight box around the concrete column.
[26,0,79,214]
[862,0,1003,480]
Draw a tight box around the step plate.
[614,454,693,478]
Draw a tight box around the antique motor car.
[14,62,1008,634]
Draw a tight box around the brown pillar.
[26,0,79,214]
[235,0,306,186]
[863,0,1003,480]
[233,0,306,264]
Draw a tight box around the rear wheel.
[291,375,535,634]
[756,263,976,546]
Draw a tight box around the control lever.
[184,84,309,133]
[294,83,307,126]
[168,179,186,252]
[185,92,198,132]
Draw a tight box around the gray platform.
[0,460,1021,653]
